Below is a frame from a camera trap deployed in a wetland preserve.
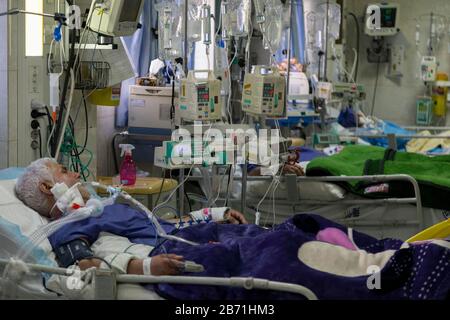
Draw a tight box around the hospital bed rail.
[0,258,318,300]
[187,172,424,229]
[193,173,425,231]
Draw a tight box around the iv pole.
[0,8,67,23]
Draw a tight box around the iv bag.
[306,2,341,51]
[187,0,203,42]
[252,0,288,52]
[227,0,251,38]
[264,2,285,51]
[254,0,266,24]
[306,12,325,51]
[155,1,184,60]
[319,2,341,41]
[415,13,447,56]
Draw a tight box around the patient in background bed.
[15,158,247,277]
[248,154,305,176]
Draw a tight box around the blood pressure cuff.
[54,239,94,268]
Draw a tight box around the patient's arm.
[248,164,304,176]
[78,255,184,275]
[189,207,247,224]
[88,233,185,275]
[77,255,184,276]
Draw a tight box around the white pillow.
[0,180,49,236]
[0,179,55,259]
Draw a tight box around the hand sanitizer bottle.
[119,144,136,186]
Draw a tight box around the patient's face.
[48,162,90,201]
[49,162,81,187]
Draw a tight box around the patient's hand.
[78,258,102,270]
[224,209,248,224]
[282,164,304,176]
[151,254,185,276]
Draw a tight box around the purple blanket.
[150,214,450,300]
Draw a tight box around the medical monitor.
[88,0,144,37]
[365,3,399,37]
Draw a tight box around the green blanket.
[306,145,450,210]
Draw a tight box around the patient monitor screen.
[380,8,397,28]
[119,0,142,22]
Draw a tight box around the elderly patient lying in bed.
[14,159,450,300]
[15,158,247,277]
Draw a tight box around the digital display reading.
[263,83,275,98]
[381,8,397,28]
[197,86,210,103]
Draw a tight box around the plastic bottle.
[432,72,449,117]
[119,144,136,186]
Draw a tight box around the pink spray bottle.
[119,144,136,186]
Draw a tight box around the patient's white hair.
[15,158,57,216]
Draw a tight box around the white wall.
[0,0,8,168]
[96,105,119,177]
[3,0,97,176]
[344,0,450,125]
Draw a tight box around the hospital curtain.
[293,0,306,64]
[274,0,306,65]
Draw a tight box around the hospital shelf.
[96,176,178,212]
[96,176,178,195]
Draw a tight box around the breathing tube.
[88,182,199,246]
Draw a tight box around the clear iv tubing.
[88,182,199,247]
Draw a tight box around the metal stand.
[241,159,248,214]
[179,169,185,217]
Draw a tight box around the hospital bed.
[1,171,448,300]
[220,174,442,239]
[190,163,447,241]
[339,123,450,154]
[0,176,316,300]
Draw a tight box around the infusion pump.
[241,66,286,117]
[178,70,222,121]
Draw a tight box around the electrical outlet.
[31,140,39,150]
[31,130,39,140]
[29,65,41,94]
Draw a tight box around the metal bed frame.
[186,171,425,232]
[0,258,318,300]
[242,174,423,230]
